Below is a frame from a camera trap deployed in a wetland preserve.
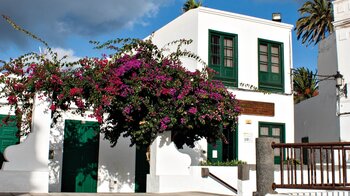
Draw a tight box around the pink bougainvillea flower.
[7,95,17,105]
[50,104,56,111]
[188,107,197,114]
[69,88,83,96]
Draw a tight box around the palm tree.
[295,0,334,46]
[182,0,202,12]
[293,67,319,103]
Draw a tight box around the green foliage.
[295,0,334,46]
[0,15,241,149]
[293,67,319,103]
[284,158,300,165]
[239,83,271,94]
[200,160,246,166]
[182,0,202,12]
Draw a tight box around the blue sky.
[0,0,317,70]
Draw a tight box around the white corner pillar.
[0,94,51,193]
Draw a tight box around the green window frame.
[209,30,238,87]
[258,122,285,164]
[207,125,238,163]
[258,39,284,93]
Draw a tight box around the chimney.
[272,13,282,22]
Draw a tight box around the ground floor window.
[207,125,238,162]
[259,122,285,164]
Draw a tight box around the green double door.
[259,122,285,164]
[0,115,19,168]
[207,126,238,162]
[61,120,100,192]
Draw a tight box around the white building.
[149,6,294,164]
[294,0,350,144]
[0,7,294,195]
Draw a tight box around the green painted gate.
[0,115,19,168]
[61,120,100,192]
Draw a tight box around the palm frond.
[294,0,334,46]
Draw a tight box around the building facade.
[150,7,294,165]
[0,7,294,195]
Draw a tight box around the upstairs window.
[258,39,284,93]
[209,30,238,87]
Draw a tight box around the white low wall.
[147,166,238,195]
[0,171,48,192]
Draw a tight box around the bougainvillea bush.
[0,18,240,148]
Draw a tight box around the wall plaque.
[239,100,274,116]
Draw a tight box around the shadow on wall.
[97,136,136,192]
[49,120,64,192]
[158,132,206,166]
[178,143,206,166]
[98,164,135,192]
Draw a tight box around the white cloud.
[0,0,171,50]
[51,47,81,63]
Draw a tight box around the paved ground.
[0,192,231,196]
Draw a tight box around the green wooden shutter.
[0,115,19,168]
[258,39,284,92]
[0,115,19,152]
[209,30,238,87]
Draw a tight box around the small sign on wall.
[243,132,254,143]
[212,150,218,158]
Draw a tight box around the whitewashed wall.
[333,0,350,141]
[151,7,294,165]
[151,8,200,72]
[294,34,340,143]
[235,90,294,164]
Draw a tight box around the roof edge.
[198,7,294,30]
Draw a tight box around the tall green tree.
[182,0,202,12]
[295,0,334,46]
[293,67,319,103]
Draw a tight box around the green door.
[207,126,238,162]
[135,145,149,193]
[258,122,285,164]
[61,120,100,192]
[0,115,19,169]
